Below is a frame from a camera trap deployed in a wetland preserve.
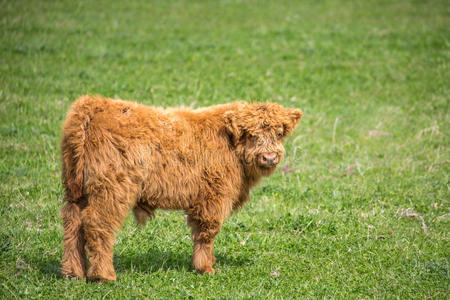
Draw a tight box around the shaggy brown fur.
[60,95,302,281]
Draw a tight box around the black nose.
[259,152,279,166]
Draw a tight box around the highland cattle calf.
[60,95,302,281]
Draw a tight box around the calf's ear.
[283,108,303,136]
[224,111,243,146]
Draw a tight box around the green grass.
[0,0,449,298]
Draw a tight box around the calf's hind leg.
[82,187,131,282]
[61,198,88,279]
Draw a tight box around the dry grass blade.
[399,208,429,234]
[367,130,391,137]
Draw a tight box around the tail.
[61,95,102,200]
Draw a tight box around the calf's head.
[225,102,303,177]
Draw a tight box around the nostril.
[264,153,277,161]
[260,153,279,165]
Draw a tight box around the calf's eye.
[277,132,283,138]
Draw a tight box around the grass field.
[0,0,449,298]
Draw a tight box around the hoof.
[86,275,116,283]
[202,267,215,274]
[62,273,83,280]
[87,268,116,282]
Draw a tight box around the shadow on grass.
[30,257,63,279]
[114,247,252,273]
[27,247,252,279]
[114,248,191,273]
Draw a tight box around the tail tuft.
[61,95,101,200]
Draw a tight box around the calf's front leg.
[186,215,222,274]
